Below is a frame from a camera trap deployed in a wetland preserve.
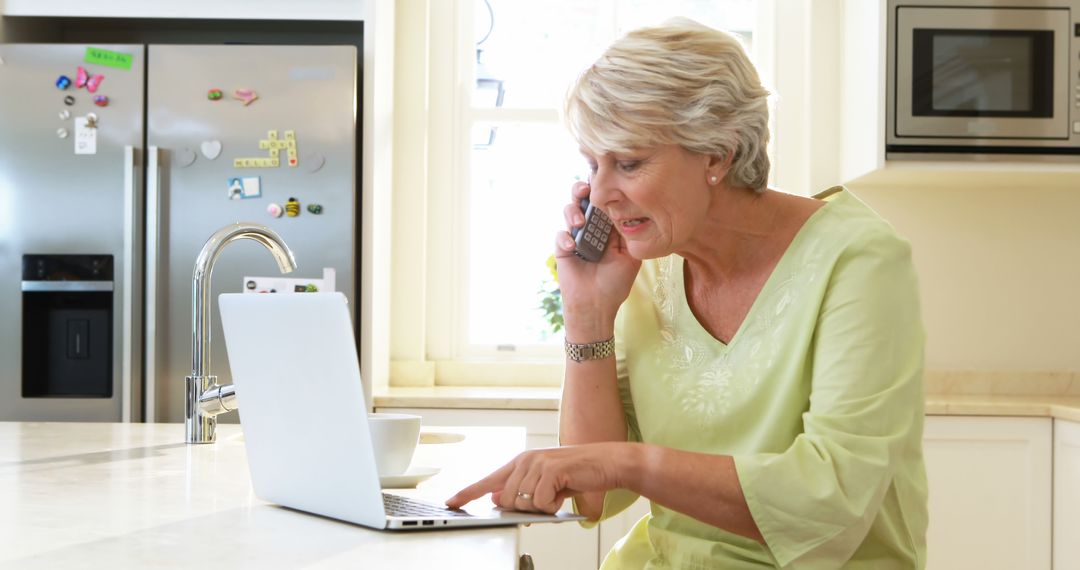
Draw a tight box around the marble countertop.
[924,395,1080,422]
[375,373,1080,422]
[0,422,523,569]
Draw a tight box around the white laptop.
[218,292,585,530]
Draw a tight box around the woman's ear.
[705,153,733,186]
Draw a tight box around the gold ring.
[516,491,533,501]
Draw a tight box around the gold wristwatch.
[564,337,615,362]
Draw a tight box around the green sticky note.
[84,47,133,70]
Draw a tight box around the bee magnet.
[285,197,300,217]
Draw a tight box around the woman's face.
[583,144,717,260]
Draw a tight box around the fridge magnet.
[304,153,326,173]
[207,89,223,101]
[257,130,297,166]
[64,95,76,106]
[175,147,197,168]
[75,66,104,93]
[58,109,70,120]
[234,157,276,168]
[200,140,223,160]
[306,204,323,215]
[284,130,298,167]
[93,95,109,107]
[237,130,293,168]
[56,75,72,90]
[84,47,133,71]
[57,128,69,139]
[74,116,97,155]
[233,88,258,106]
[84,113,98,129]
[227,176,261,200]
[285,197,300,217]
[266,203,284,218]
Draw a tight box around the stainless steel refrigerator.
[0,43,358,423]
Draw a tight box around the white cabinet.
[922,416,1052,570]
[1055,419,1080,570]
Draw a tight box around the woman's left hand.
[445,442,632,514]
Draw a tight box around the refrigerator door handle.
[122,145,143,423]
[145,146,161,423]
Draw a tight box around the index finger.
[571,179,590,199]
[445,461,514,509]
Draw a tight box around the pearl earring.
[709,176,718,185]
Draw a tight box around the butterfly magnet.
[75,66,105,93]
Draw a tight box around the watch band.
[564,336,615,363]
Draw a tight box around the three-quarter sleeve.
[734,229,926,568]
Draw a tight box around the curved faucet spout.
[191,224,296,379]
[187,223,297,444]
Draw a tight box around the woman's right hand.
[556,180,641,341]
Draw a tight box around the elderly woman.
[448,18,927,569]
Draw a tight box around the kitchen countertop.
[0,422,523,569]
[375,374,1080,422]
[924,394,1080,422]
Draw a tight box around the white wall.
[850,173,1080,372]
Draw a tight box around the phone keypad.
[573,202,613,262]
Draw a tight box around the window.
[462,0,762,358]
[392,0,771,387]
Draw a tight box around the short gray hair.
[565,18,771,191]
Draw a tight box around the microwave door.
[892,6,1070,143]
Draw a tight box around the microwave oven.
[886,0,1080,158]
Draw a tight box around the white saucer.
[380,466,440,489]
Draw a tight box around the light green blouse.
[582,188,928,569]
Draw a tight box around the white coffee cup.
[368,412,422,477]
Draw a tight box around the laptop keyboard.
[382,493,474,518]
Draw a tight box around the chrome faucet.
[186,223,297,444]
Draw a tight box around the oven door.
[893,6,1070,141]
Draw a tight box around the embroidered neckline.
[649,196,836,423]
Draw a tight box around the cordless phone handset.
[571,196,613,262]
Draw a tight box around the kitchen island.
[0,422,523,569]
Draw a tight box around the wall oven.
[887,0,1080,158]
